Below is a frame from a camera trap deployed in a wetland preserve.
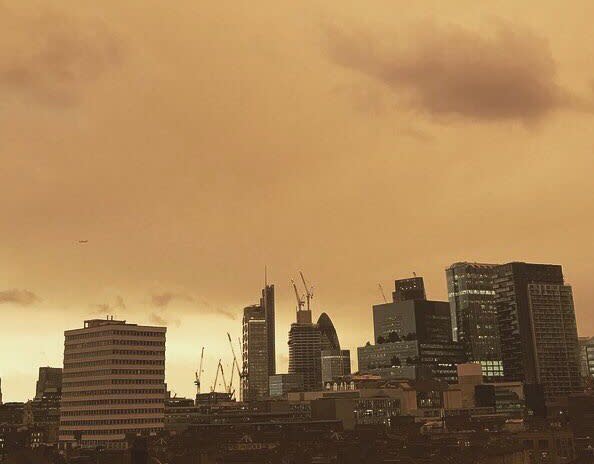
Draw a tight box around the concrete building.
[321,349,351,384]
[241,284,276,402]
[446,262,503,379]
[59,318,166,449]
[393,276,426,302]
[357,340,419,371]
[494,263,582,403]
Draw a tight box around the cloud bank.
[0,289,40,306]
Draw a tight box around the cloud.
[327,21,592,121]
[150,292,236,320]
[0,289,40,306]
[91,295,126,314]
[0,5,122,106]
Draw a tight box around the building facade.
[242,305,269,401]
[59,318,166,449]
[493,262,582,402]
[35,367,62,401]
[269,374,304,397]
[579,337,594,378]
[446,262,503,379]
[321,349,351,384]
[288,307,322,391]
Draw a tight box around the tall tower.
[446,262,503,379]
[242,282,275,401]
[494,262,582,403]
[59,318,166,449]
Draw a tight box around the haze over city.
[1,0,594,405]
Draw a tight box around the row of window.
[65,350,165,360]
[62,388,165,398]
[63,369,165,379]
[62,398,164,407]
[65,358,164,369]
[63,379,164,388]
[67,330,165,341]
[60,427,162,437]
[61,408,164,416]
[66,340,165,350]
[61,418,163,426]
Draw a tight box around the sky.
[1,0,593,402]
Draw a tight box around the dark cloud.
[327,21,592,121]
[149,313,181,328]
[91,295,126,314]
[150,292,236,320]
[0,5,122,106]
[0,289,40,306]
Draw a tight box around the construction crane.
[299,271,314,311]
[378,283,388,303]
[194,347,205,395]
[291,279,305,312]
[211,359,228,393]
[227,332,244,400]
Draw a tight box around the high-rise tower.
[493,262,582,403]
[446,262,503,379]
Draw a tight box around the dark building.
[418,342,467,384]
[269,374,304,397]
[35,367,62,401]
[446,262,503,379]
[493,262,582,402]
[288,309,322,391]
[317,312,340,351]
[321,349,351,384]
[393,276,426,302]
[568,393,594,456]
[241,284,276,401]
[242,305,269,401]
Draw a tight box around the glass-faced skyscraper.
[446,262,503,379]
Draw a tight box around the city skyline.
[2,0,594,407]
[0,262,589,403]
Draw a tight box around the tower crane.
[299,271,314,311]
[227,332,244,400]
[291,279,305,312]
[194,347,205,395]
[211,359,228,393]
[378,283,388,303]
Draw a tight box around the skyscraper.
[59,318,166,449]
[288,303,322,391]
[241,283,275,401]
[493,262,582,402]
[393,276,426,302]
[317,312,340,351]
[446,262,503,378]
[242,305,269,401]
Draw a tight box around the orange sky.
[1,0,593,401]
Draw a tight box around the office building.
[242,305,269,401]
[493,262,582,402]
[418,342,467,384]
[288,305,322,391]
[446,262,503,378]
[35,367,62,401]
[579,337,594,378]
[269,374,304,397]
[321,349,351,384]
[59,318,166,449]
[317,312,340,351]
[393,276,426,302]
[241,283,275,401]
[373,282,451,344]
[357,341,419,371]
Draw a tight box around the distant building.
[357,341,419,371]
[493,262,582,402]
[35,367,62,401]
[269,374,304,397]
[418,342,467,384]
[446,262,503,379]
[242,284,276,402]
[317,313,340,351]
[579,337,594,378]
[59,318,166,449]
[288,308,322,391]
[393,276,426,302]
[321,349,351,384]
